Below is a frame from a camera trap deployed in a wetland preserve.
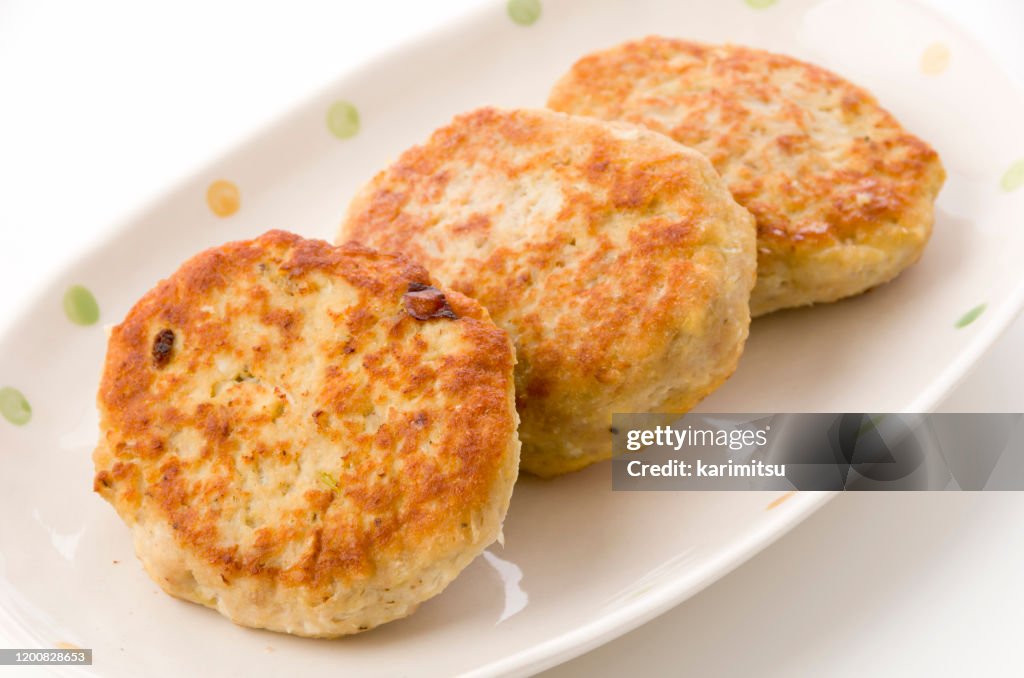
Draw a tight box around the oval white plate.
[2,0,1024,675]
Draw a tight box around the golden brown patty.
[548,37,946,316]
[93,230,519,637]
[340,107,756,477]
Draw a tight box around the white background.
[2,1,1023,675]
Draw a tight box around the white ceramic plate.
[2,0,1024,675]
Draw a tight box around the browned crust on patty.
[548,37,946,315]
[94,230,518,597]
[341,107,756,475]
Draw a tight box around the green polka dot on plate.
[955,303,986,328]
[327,101,361,140]
[63,284,100,326]
[1001,159,1024,192]
[744,0,777,9]
[507,0,541,25]
[0,387,31,426]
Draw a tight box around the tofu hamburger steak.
[549,37,945,316]
[340,108,756,476]
[93,230,520,637]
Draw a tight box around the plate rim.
[469,491,837,677]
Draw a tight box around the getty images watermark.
[611,413,1024,490]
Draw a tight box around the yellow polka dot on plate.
[920,42,950,75]
[206,180,240,218]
